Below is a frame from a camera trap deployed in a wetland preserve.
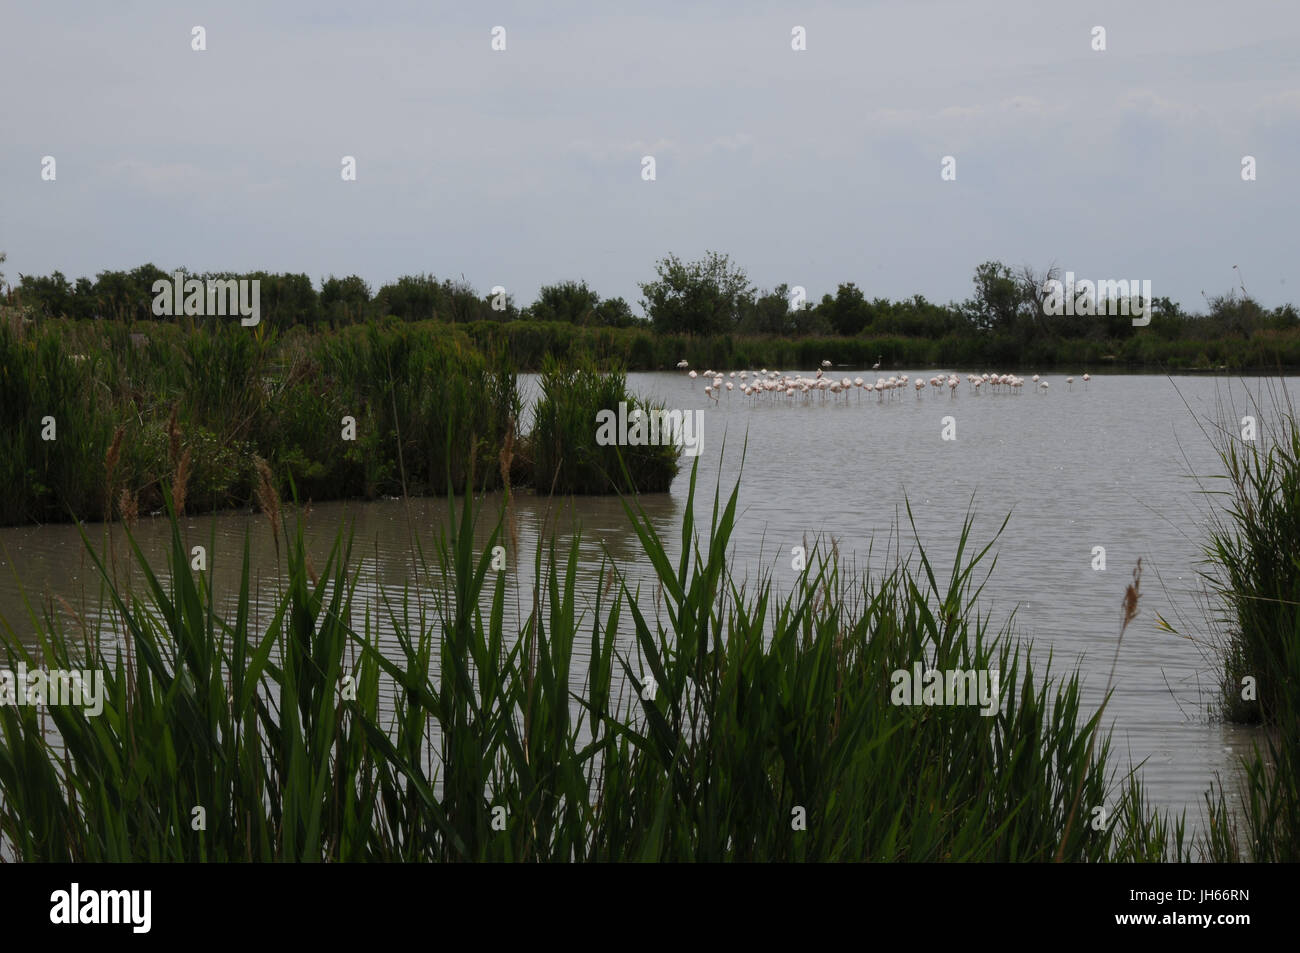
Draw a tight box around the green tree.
[92,269,136,321]
[964,261,1023,333]
[593,296,638,327]
[475,281,518,322]
[71,277,97,320]
[527,281,640,327]
[825,282,873,336]
[82,265,167,322]
[1205,291,1267,340]
[129,264,170,319]
[374,274,445,322]
[530,280,601,325]
[639,251,754,335]
[320,274,371,324]
[245,272,319,325]
[741,284,797,335]
[18,270,74,318]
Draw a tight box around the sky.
[2,0,1298,315]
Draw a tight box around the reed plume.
[253,455,281,554]
[1057,558,1142,861]
[171,448,191,517]
[103,424,125,519]
[117,487,138,530]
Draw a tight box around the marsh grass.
[0,445,1188,861]
[1182,380,1300,860]
[1,318,703,526]
[530,355,680,495]
[0,319,114,525]
[1203,391,1300,728]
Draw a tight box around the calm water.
[1,370,1283,833]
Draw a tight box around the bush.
[532,355,679,494]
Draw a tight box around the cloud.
[109,159,209,195]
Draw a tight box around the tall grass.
[0,320,114,525]
[1196,384,1300,860]
[315,320,521,497]
[1,318,689,527]
[530,355,679,495]
[1202,390,1300,728]
[0,451,1183,861]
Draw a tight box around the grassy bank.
[0,317,678,527]
[0,459,1185,861]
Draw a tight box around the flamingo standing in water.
[703,365,1091,408]
[872,355,881,370]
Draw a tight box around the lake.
[0,369,1280,834]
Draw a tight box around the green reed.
[530,354,679,495]
[3,318,723,526]
[1195,384,1300,860]
[0,448,1185,861]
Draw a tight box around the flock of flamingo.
[675,359,1091,402]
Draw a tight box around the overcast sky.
[3,0,1297,315]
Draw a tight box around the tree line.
[4,250,1297,349]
